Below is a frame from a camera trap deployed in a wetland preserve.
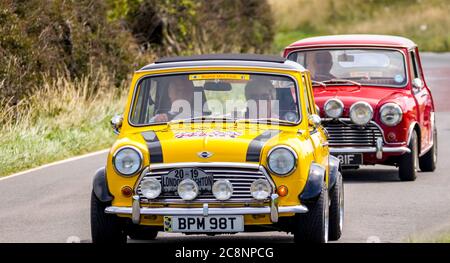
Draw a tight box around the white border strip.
[0,149,110,182]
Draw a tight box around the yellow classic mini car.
[90,54,344,243]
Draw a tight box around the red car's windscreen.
[287,49,407,87]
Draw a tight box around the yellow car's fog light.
[212,179,233,200]
[178,179,199,200]
[140,178,161,199]
[251,179,271,200]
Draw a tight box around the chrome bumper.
[329,138,410,159]
[105,194,308,224]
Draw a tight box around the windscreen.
[287,49,407,87]
[130,73,300,125]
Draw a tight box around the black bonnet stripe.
[246,130,281,162]
[142,131,163,163]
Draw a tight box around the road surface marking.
[0,149,110,182]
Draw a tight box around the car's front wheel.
[328,172,344,241]
[90,190,127,244]
[292,186,329,243]
[399,130,418,181]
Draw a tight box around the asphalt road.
[1,53,449,243]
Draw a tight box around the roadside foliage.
[0,0,274,176]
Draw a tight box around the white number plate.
[164,215,244,233]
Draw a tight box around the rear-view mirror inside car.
[203,82,232,91]
[338,53,355,62]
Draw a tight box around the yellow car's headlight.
[267,146,297,176]
[113,146,142,176]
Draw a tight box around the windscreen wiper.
[311,80,327,88]
[169,116,235,124]
[236,118,295,125]
[322,79,362,87]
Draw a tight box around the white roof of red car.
[286,34,417,49]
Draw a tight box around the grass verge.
[413,231,450,243]
[0,68,128,177]
[430,235,450,243]
[269,0,450,53]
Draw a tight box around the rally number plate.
[162,168,213,193]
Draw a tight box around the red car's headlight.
[380,103,403,126]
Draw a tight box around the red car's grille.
[323,120,383,147]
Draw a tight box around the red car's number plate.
[333,153,363,165]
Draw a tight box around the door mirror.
[111,115,123,135]
[412,78,424,92]
[308,114,321,128]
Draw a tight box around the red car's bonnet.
[313,85,410,118]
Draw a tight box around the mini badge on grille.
[198,151,213,159]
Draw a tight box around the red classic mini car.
[284,35,437,181]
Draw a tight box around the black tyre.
[293,187,329,243]
[399,130,418,181]
[419,126,437,172]
[328,172,344,241]
[90,190,126,244]
[127,226,158,240]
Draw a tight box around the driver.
[245,78,279,119]
[152,77,195,122]
[309,51,336,81]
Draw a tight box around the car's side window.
[410,51,422,80]
[302,76,312,115]
[288,52,305,66]
[131,78,156,124]
[302,75,317,115]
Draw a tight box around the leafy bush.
[0,0,275,176]
[0,0,274,102]
[0,0,138,102]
